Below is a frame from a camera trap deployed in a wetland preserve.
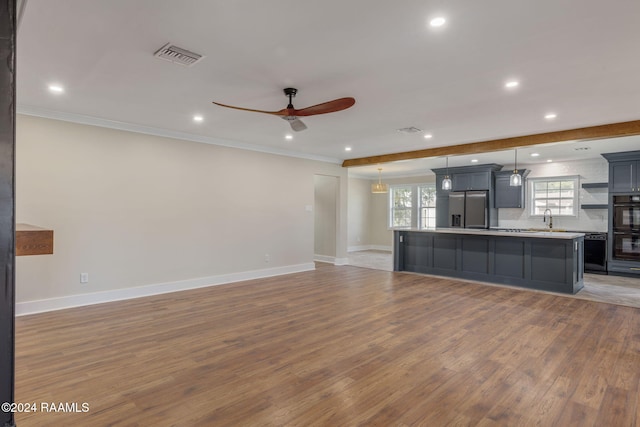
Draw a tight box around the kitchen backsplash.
[497,158,609,232]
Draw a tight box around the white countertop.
[401,228,585,239]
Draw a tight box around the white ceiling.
[17,0,640,176]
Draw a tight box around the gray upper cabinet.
[431,164,503,228]
[452,172,491,191]
[494,169,529,208]
[602,151,640,194]
[434,174,450,228]
[609,160,639,193]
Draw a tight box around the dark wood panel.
[0,1,16,426]
[15,224,54,256]
[13,264,640,426]
[342,119,640,167]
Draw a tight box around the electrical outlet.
[80,273,89,283]
[264,254,270,263]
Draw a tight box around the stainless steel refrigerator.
[448,191,489,229]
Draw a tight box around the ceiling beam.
[342,119,640,167]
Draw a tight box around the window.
[529,176,579,216]
[388,184,437,229]
[419,185,437,229]
[390,186,412,228]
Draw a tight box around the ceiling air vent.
[154,43,204,67]
[574,147,591,151]
[397,127,422,134]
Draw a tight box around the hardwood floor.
[348,250,640,309]
[14,264,640,426]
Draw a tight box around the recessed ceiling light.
[193,115,203,122]
[547,159,553,163]
[471,159,478,163]
[285,134,293,140]
[505,80,519,89]
[530,153,540,157]
[424,133,433,139]
[345,146,352,152]
[48,84,64,93]
[430,17,446,27]
[545,113,557,120]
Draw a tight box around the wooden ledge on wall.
[16,223,54,256]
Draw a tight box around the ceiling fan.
[212,88,355,132]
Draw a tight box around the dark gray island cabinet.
[394,229,585,294]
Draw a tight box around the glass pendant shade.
[509,171,522,186]
[509,149,522,186]
[441,156,452,191]
[371,168,388,193]
[442,176,452,190]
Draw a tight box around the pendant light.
[371,168,388,193]
[510,149,522,186]
[441,157,452,191]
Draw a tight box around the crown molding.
[17,104,342,165]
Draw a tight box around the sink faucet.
[543,209,553,229]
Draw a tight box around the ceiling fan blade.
[212,101,287,116]
[282,117,307,132]
[293,97,355,117]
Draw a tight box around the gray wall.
[16,115,348,312]
[347,177,371,249]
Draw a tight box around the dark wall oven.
[613,195,640,261]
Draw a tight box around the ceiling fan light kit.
[281,116,307,132]
[213,88,355,132]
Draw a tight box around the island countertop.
[401,227,585,240]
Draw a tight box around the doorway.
[313,175,338,264]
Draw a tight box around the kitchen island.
[394,228,585,294]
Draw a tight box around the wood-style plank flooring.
[14,263,640,426]
[348,250,640,309]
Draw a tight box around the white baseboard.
[16,263,316,316]
[314,254,336,264]
[314,255,349,266]
[348,245,392,252]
